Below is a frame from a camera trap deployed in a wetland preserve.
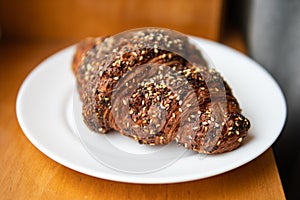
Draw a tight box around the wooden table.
[0,32,286,199]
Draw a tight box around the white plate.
[16,37,286,184]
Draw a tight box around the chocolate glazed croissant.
[73,28,250,154]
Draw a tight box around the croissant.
[73,28,250,154]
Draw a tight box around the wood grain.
[0,0,223,41]
[0,30,286,199]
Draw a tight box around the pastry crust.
[73,28,250,154]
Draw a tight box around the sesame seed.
[122,99,127,105]
[166,105,170,110]
[179,108,183,112]
[238,138,243,142]
[236,130,240,135]
[186,104,191,107]
[98,128,104,132]
[217,141,221,146]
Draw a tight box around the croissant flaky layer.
[72,28,250,154]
